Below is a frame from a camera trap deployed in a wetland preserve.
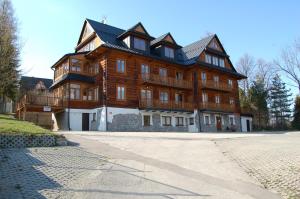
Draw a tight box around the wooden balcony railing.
[140,74,192,89]
[200,80,233,92]
[139,99,194,111]
[19,93,64,108]
[199,102,235,112]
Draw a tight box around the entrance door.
[216,116,222,131]
[246,119,250,132]
[82,113,89,131]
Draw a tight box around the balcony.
[199,102,235,112]
[18,93,64,108]
[200,80,233,92]
[140,74,192,89]
[139,99,194,112]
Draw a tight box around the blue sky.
[13,0,300,95]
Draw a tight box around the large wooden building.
[22,19,248,132]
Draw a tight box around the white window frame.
[219,58,225,67]
[215,95,221,104]
[212,56,219,66]
[116,59,126,73]
[175,117,184,126]
[228,79,233,88]
[202,93,208,103]
[205,54,212,64]
[141,64,150,74]
[161,115,172,126]
[204,113,211,125]
[117,86,125,100]
[142,113,153,126]
[229,115,236,125]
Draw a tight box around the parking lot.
[0,132,299,199]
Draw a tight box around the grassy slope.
[0,114,53,135]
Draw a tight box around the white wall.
[241,116,252,132]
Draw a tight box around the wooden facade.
[18,19,247,131]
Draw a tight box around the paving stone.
[217,134,300,199]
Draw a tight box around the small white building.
[241,114,253,132]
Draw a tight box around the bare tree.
[274,39,300,94]
[255,58,274,90]
[236,54,256,93]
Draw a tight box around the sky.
[12,0,300,96]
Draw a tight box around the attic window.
[165,46,174,59]
[209,40,218,49]
[134,37,146,51]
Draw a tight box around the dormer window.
[133,37,146,51]
[164,46,174,59]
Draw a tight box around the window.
[230,98,235,105]
[160,91,168,103]
[176,117,184,126]
[159,68,167,78]
[116,59,125,73]
[214,76,219,86]
[88,89,93,100]
[205,54,212,64]
[189,117,194,125]
[202,93,208,103]
[78,39,95,52]
[212,56,219,66]
[133,37,146,51]
[219,58,225,67]
[143,115,151,126]
[229,115,235,125]
[209,40,218,49]
[201,72,207,83]
[204,114,211,125]
[71,59,81,72]
[228,79,233,88]
[162,116,172,126]
[62,61,69,72]
[175,93,183,104]
[165,46,174,58]
[141,89,152,105]
[176,72,183,80]
[70,84,80,100]
[117,85,125,100]
[141,89,152,100]
[215,95,220,104]
[141,64,150,74]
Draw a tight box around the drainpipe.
[68,79,71,130]
[105,55,108,131]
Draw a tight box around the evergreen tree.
[292,96,300,130]
[249,78,269,129]
[0,0,20,109]
[269,75,293,129]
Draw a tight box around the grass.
[0,114,55,136]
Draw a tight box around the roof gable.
[150,33,180,48]
[128,22,150,36]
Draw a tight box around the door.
[82,113,89,131]
[216,116,222,131]
[246,119,250,132]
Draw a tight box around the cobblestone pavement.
[0,146,210,199]
[216,133,300,199]
[0,147,110,198]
